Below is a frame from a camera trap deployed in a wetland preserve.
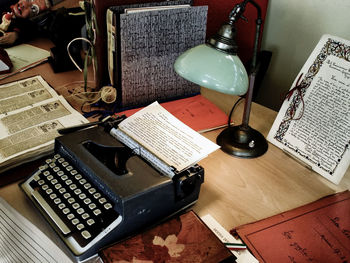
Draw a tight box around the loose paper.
[0,197,73,263]
[117,101,220,172]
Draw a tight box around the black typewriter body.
[20,126,204,261]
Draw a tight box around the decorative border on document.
[273,37,350,175]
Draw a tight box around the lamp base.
[216,125,268,158]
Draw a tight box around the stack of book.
[103,1,208,108]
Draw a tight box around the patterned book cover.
[100,210,236,263]
[92,0,180,88]
[115,5,207,108]
[94,0,193,89]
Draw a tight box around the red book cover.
[100,210,236,263]
[233,191,350,263]
[116,94,231,133]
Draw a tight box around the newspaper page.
[0,76,58,114]
[267,34,350,184]
[117,101,220,172]
[0,76,88,172]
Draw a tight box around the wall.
[256,0,350,111]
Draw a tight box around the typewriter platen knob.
[174,165,204,200]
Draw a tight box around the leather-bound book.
[100,210,236,263]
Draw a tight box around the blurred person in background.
[0,0,51,46]
[0,0,86,72]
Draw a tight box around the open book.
[0,44,50,81]
[267,34,350,184]
[110,101,220,177]
[0,76,88,173]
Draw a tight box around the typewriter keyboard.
[24,154,122,252]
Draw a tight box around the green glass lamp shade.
[174,44,248,96]
[174,0,268,159]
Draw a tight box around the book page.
[0,197,74,263]
[4,44,50,72]
[118,101,219,172]
[106,9,115,86]
[124,4,190,14]
[267,34,350,184]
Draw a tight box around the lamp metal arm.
[237,0,263,128]
[207,0,264,128]
[228,0,262,72]
[228,0,248,24]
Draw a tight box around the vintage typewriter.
[20,117,204,261]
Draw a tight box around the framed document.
[268,34,350,184]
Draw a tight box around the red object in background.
[193,0,269,64]
[4,13,12,20]
[0,47,13,74]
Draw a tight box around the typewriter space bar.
[32,191,71,235]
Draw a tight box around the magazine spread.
[0,76,88,173]
[267,34,350,184]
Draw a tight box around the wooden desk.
[0,40,349,259]
[197,88,350,231]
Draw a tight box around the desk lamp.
[174,0,268,158]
